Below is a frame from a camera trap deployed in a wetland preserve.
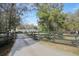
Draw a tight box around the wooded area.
[0,3,79,46]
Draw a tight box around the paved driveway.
[8,34,76,56]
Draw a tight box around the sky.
[21,3,79,26]
[63,3,79,13]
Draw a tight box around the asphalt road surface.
[8,34,76,56]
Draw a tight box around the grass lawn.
[39,40,79,55]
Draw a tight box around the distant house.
[16,28,38,33]
[16,24,38,33]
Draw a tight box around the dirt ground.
[39,41,79,55]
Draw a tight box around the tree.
[63,9,79,32]
[0,3,28,33]
[36,3,65,34]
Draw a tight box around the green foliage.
[63,10,79,31]
[37,3,79,33]
[37,4,66,33]
[37,12,49,19]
